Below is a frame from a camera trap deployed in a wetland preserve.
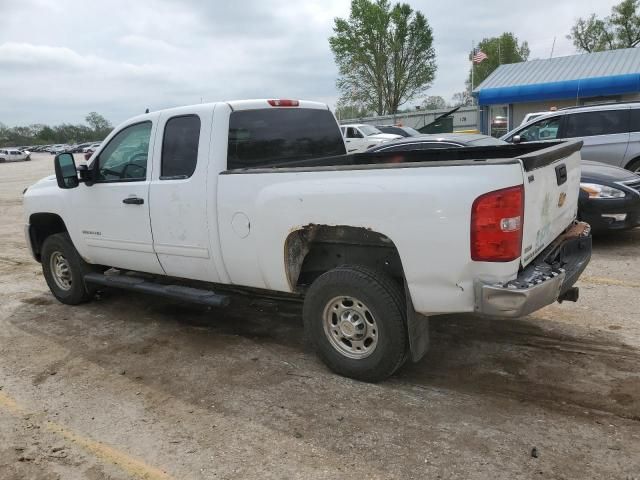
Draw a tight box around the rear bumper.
[475,222,592,318]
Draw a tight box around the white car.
[23,98,591,382]
[0,148,31,162]
[339,124,402,153]
[83,142,102,153]
[48,144,70,154]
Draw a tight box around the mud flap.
[405,280,429,362]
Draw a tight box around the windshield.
[359,125,382,136]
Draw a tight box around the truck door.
[71,119,163,274]
[148,106,222,282]
[345,127,364,152]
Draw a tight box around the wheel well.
[29,213,68,261]
[625,156,640,171]
[284,225,405,291]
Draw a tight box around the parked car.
[579,161,640,232]
[339,124,401,153]
[0,148,31,162]
[24,99,590,382]
[71,142,93,153]
[49,144,71,155]
[502,101,640,172]
[83,142,101,153]
[83,143,102,160]
[370,134,640,233]
[375,125,422,137]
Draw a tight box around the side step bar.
[84,272,230,307]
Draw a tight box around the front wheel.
[303,265,407,382]
[41,233,96,305]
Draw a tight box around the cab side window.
[347,127,363,139]
[96,122,152,182]
[563,109,629,138]
[517,116,561,142]
[161,115,200,179]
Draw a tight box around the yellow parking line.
[0,390,173,480]
[580,276,640,289]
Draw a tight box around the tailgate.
[519,141,583,267]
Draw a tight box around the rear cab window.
[227,108,346,169]
[161,115,201,179]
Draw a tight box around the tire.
[303,265,407,382]
[626,158,640,173]
[41,233,96,305]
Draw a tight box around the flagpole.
[471,40,475,99]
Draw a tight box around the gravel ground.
[1,153,639,479]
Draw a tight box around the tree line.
[332,0,640,119]
[0,112,113,147]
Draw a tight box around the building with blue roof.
[472,48,640,137]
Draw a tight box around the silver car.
[501,102,640,173]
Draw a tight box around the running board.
[84,272,230,307]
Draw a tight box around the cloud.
[0,0,622,125]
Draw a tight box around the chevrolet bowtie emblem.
[558,192,567,207]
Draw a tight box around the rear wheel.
[303,265,407,382]
[41,233,96,305]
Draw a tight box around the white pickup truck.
[23,99,591,382]
[339,124,401,153]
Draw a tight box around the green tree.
[568,0,640,52]
[329,0,437,115]
[421,95,447,110]
[468,33,530,90]
[85,111,113,138]
[335,102,373,120]
[451,91,474,107]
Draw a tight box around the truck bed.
[227,140,582,173]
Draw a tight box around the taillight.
[267,99,299,107]
[471,185,524,262]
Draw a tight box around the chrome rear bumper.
[475,222,591,318]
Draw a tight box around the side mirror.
[512,135,522,144]
[54,153,79,189]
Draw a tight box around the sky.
[0,0,621,126]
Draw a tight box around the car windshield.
[359,125,382,136]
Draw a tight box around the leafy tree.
[421,95,447,110]
[329,0,437,115]
[451,91,474,107]
[568,0,640,52]
[0,113,113,147]
[468,33,530,90]
[85,111,113,138]
[335,102,373,120]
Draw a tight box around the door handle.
[122,196,144,205]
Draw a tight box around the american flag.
[472,49,488,64]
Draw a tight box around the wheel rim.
[49,251,72,291]
[322,296,378,359]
